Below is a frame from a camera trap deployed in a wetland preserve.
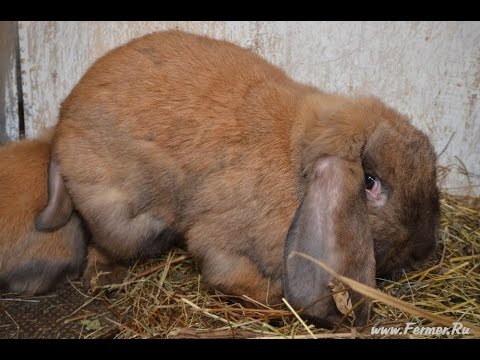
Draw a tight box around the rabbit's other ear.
[35,159,73,231]
[283,156,376,327]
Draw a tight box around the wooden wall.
[1,21,479,194]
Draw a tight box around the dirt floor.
[0,282,118,339]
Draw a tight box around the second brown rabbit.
[0,130,88,294]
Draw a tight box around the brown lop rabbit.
[36,30,440,326]
[0,130,87,294]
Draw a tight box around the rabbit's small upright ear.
[35,159,73,231]
[283,156,376,327]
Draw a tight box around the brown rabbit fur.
[0,130,88,294]
[37,31,440,326]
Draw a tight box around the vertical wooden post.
[0,21,21,142]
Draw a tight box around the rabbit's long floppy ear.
[35,159,73,231]
[283,155,376,328]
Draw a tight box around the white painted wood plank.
[17,21,480,195]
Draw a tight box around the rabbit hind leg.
[71,183,179,262]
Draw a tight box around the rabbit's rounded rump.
[37,31,440,326]
[0,135,87,295]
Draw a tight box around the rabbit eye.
[365,173,386,207]
[365,173,376,190]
